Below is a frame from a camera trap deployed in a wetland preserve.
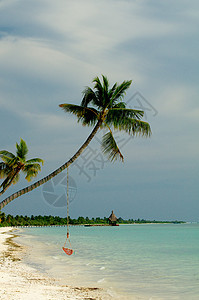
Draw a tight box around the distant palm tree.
[0,75,151,210]
[0,139,44,196]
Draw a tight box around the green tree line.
[0,212,184,227]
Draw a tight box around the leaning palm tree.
[0,139,44,196]
[0,75,151,210]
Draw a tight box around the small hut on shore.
[108,210,118,226]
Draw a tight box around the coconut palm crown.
[60,75,151,161]
[0,75,151,210]
[0,139,44,196]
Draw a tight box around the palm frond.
[108,83,117,101]
[24,168,41,181]
[0,151,16,165]
[0,162,8,179]
[0,168,18,189]
[0,162,6,170]
[102,75,109,92]
[25,173,35,182]
[115,117,152,137]
[101,132,124,162]
[16,139,28,159]
[81,87,99,107]
[111,80,132,104]
[26,158,44,165]
[12,173,20,185]
[112,101,126,109]
[23,163,42,181]
[7,157,19,168]
[59,104,99,126]
[80,108,99,126]
[0,163,15,181]
[102,75,110,107]
[92,76,104,107]
[0,150,15,159]
[25,173,37,182]
[93,76,103,93]
[106,107,144,128]
[23,163,41,172]
[83,76,132,110]
[0,156,15,167]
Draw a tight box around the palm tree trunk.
[0,168,21,196]
[0,120,102,210]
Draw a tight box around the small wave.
[97,278,106,283]
[100,266,105,270]
[107,289,119,298]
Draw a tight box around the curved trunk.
[0,120,102,210]
[0,168,21,196]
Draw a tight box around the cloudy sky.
[0,0,198,221]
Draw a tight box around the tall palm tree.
[0,139,44,196]
[0,75,151,210]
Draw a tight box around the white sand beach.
[0,227,114,300]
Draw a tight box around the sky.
[0,0,198,221]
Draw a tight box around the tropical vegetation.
[0,212,184,227]
[0,75,151,210]
[0,139,44,196]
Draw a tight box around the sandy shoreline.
[0,227,114,300]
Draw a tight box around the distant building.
[108,210,118,226]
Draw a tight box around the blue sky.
[0,0,198,221]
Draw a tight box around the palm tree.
[0,139,44,196]
[0,75,151,210]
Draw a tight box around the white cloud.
[23,111,74,131]
[0,36,90,81]
[36,0,179,52]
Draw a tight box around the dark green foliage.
[0,212,185,227]
[59,104,98,126]
[60,75,151,162]
[0,139,44,194]
[102,132,124,161]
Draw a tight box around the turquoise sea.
[16,224,199,300]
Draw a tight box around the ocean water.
[16,224,199,300]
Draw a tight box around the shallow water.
[16,224,199,299]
